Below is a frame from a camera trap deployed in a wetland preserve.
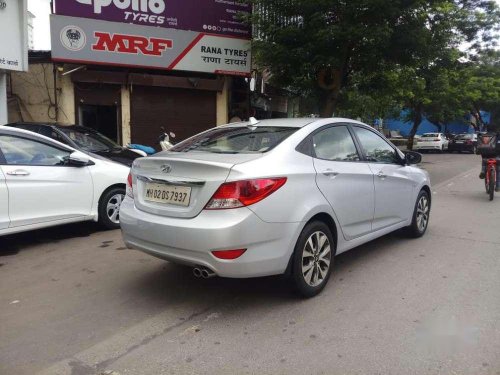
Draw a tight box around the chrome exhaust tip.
[201,268,216,279]
[193,268,202,278]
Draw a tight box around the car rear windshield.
[422,134,439,138]
[170,126,298,154]
[456,134,473,140]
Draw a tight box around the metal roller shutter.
[130,86,216,148]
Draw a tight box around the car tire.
[291,221,335,298]
[98,187,125,230]
[405,189,431,238]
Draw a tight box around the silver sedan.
[120,118,431,297]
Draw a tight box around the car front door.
[352,126,414,231]
[312,125,375,240]
[0,134,93,228]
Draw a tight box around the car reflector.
[212,249,247,260]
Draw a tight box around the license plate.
[456,141,464,144]
[144,183,191,206]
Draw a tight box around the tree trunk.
[318,68,343,117]
[472,105,485,131]
[319,90,340,118]
[407,106,423,150]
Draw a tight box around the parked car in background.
[121,118,431,297]
[6,123,140,167]
[0,127,129,235]
[448,133,478,154]
[414,133,449,152]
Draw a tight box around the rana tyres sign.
[50,15,251,76]
[53,0,251,39]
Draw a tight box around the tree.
[464,50,500,130]
[248,0,499,140]
[248,0,428,117]
[384,1,500,148]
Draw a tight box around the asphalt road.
[1,152,499,375]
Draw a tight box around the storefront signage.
[0,0,28,72]
[51,15,251,76]
[53,0,251,39]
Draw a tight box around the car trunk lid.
[132,152,263,218]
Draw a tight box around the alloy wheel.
[301,231,332,287]
[416,195,430,232]
[106,193,124,224]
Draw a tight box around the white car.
[121,118,431,297]
[414,133,449,152]
[0,127,129,236]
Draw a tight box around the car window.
[312,126,360,161]
[353,127,400,164]
[422,134,439,138]
[0,135,70,166]
[38,127,68,145]
[171,126,297,154]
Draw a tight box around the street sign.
[50,15,251,76]
[0,0,28,72]
[53,0,251,39]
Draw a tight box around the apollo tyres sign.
[53,0,251,39]
[50,15,251,76]
[0,0,28,72]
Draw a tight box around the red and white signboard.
[50,15,251,76]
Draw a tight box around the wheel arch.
[99,183,126,203]
[420,185,432,206]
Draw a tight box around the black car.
[448,133,478,154]
[6,123,140,166]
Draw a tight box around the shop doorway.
[78,104,119,143]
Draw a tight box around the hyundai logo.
[161,164,172,173]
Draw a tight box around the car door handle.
[377,172,387,179]
[6,169,30,176]
[323,170,339,178]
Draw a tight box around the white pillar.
[0,71,7,125]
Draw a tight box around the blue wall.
[385,113,476,136]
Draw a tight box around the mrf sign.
[50,15,251,76]
[53,0,251,39]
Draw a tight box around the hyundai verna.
[120,118,431,297]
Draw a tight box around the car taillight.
[126,172,134,199]
[205,178,287,210]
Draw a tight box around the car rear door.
[0,133,93,228]
[352,126,414,231]
[311,125,375,240]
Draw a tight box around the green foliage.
[248,0,500,127]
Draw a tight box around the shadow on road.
[0,222,105,257]
[119,231,412,312]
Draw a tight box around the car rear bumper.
[119,198,302,278]
[415,142,443,150]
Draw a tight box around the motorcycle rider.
[478,131,500,191]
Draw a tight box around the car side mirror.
[404,151,422,165]
[67,151,93,167]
